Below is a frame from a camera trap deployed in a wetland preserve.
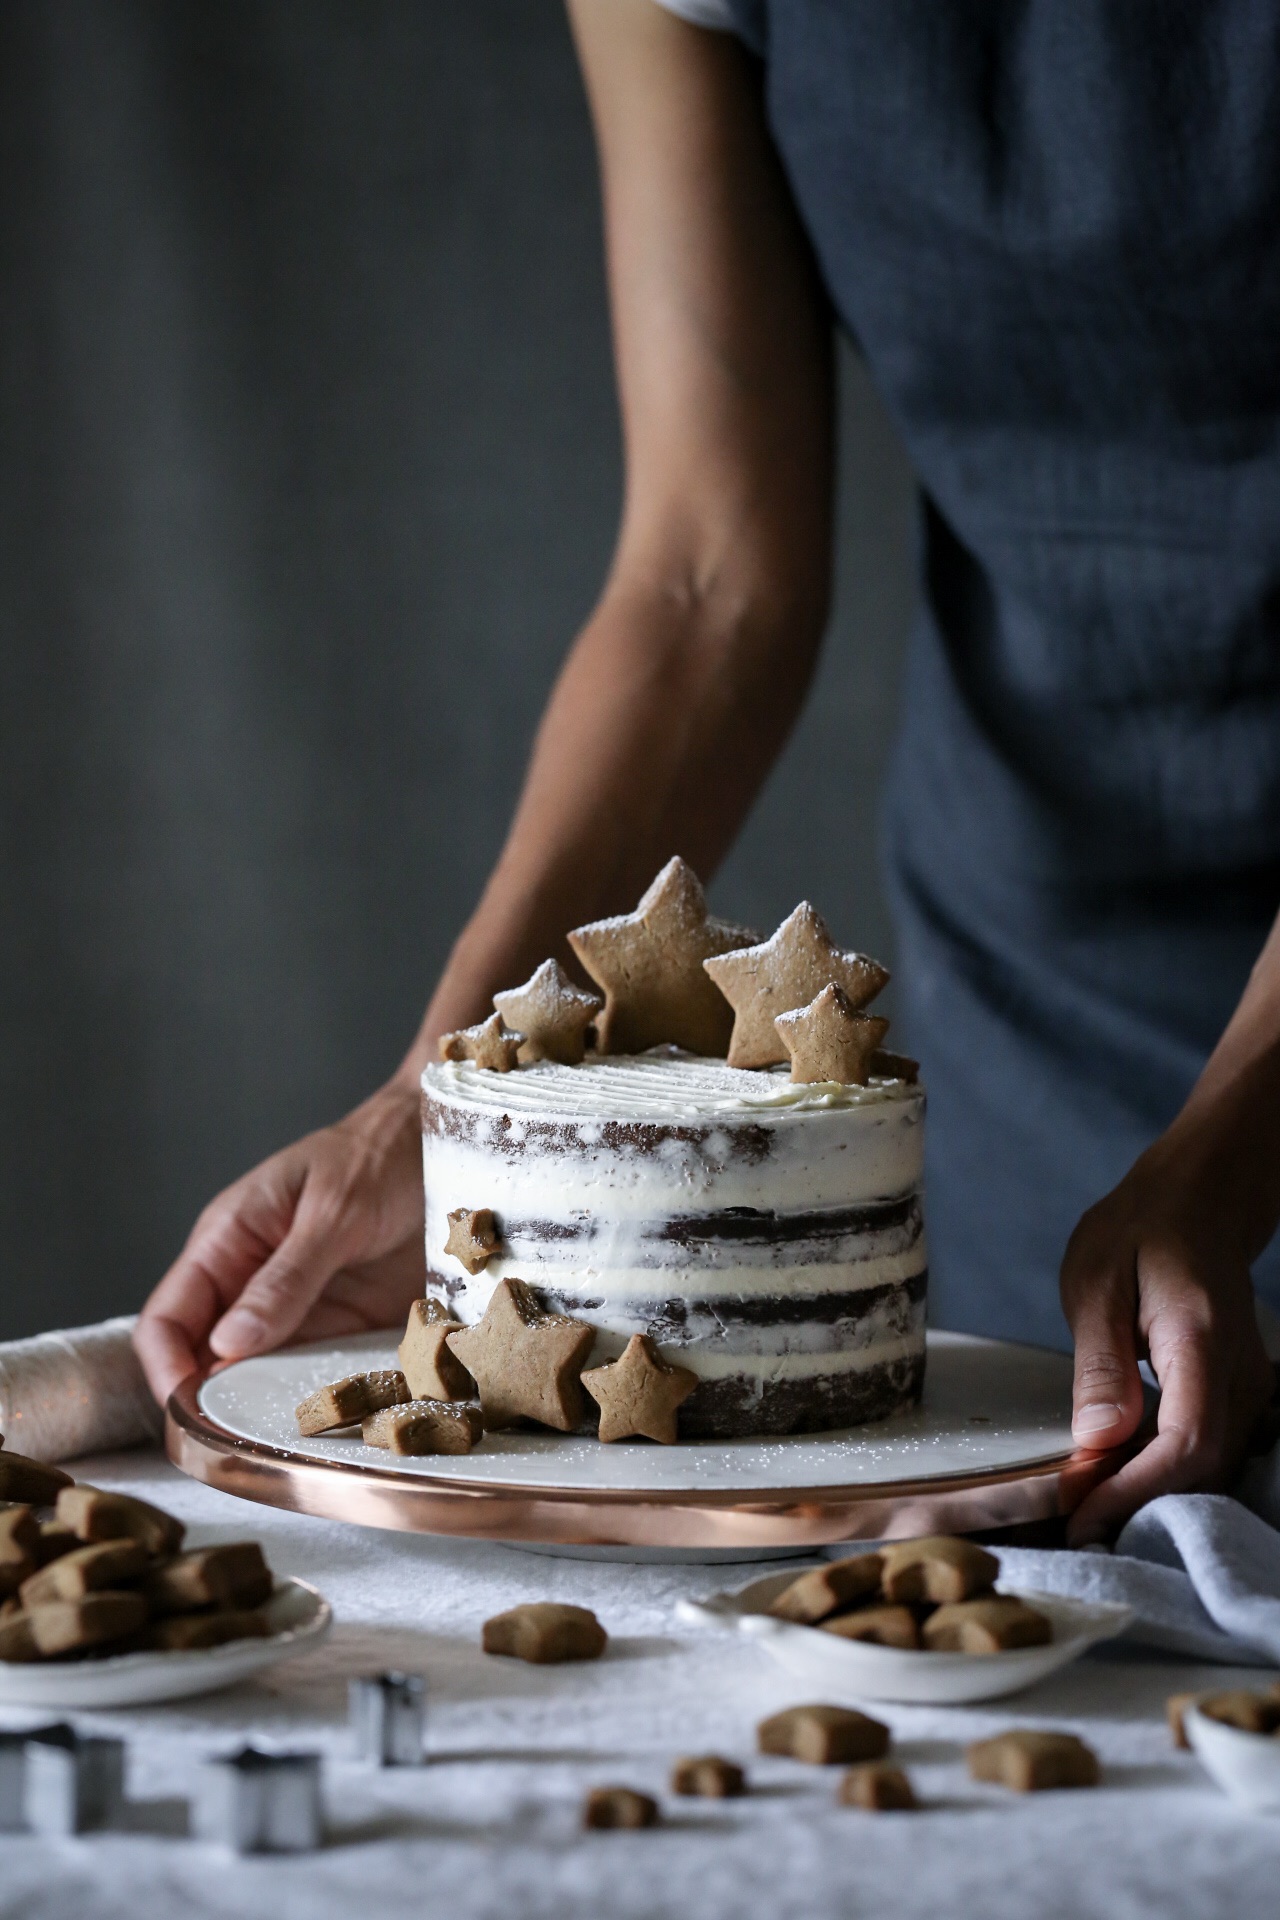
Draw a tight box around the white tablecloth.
[1,1450,1276,1920]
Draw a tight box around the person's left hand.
[1060,1127,1277,1546]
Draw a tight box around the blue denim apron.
[730,0,1280,1343]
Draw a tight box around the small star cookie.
[398,1297,475,1400]
[581,1334,699,1444]
[703,902,889,1068]
[445,1279,595,1432]
[444,1206,500,1274]
[774,983,889,1085]
[493,959,602,1065]
[568,857,756,1056]
[438,1012,524,1072]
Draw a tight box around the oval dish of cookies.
[678,1538,1131,1705]
[0,1576,331,1711]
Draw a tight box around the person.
[134,0,1280,1544]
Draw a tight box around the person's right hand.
[132,1080,427,1407]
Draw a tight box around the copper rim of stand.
[166,1375,1119,1549]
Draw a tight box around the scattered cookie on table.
[294,1370,410,1439]
[670,1755,746,1798]
[569,857,758,1057]
[837,1762,918,1811]
[362,1400,483,1456]
[481,1602,607,1664]
[0,1452,73,1507]
[399,1298,474,1401]
[774,984,890,1087]
[703,900,889,1069]
[444,1207,501,1276]
[25,1591,149,1658]
[879,1536,999,1606]
[56,1486,186,1558]
[20,1539,149,1609]
[967,1730,1099,1793]
[921,1596,1051,1654]
[757,1705,890,1766]
[583,1786,659,1830]
[144,1543,273,1614]
[438,1012,523,1073]
[821,1604,921,1650]
[767,1554,884,1625]
[446,1279,594,1432]
[1196,1690,1280,1735]
[494,958,603,1066]
[581,1334,698,1444]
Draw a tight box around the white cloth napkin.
[0,1314,161,1460]
[998,1492,1280,1667]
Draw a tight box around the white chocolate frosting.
[425,1049,912,1119]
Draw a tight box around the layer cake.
[420,1049,925,1438]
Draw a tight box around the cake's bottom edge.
[675,1349,926,1440]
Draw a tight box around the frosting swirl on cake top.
[424,1049,915,1121]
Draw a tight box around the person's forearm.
[392,0,834,1090]
[1144,910,1280,1261]
[395,555,828,1081]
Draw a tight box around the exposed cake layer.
[420,1052,926,1437]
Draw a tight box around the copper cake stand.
[167,1331,1117,1554]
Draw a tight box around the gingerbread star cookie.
[444,1206,500,1274]
[568,857,756,1056]
[438,1012,524,1072]
[703,902,889,1068]
[581,1334,698,1444]
[398,1297,474,1400]
[493,959,602,1066]
[445,1279,595,1431]
[774,983,889,1085]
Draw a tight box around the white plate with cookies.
[0,1576,332,1710]
[678,1546,1132,1704]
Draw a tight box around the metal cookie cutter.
[349,1671,427,1766]
[24,1724,126,1836]
[195,1747,323,1853]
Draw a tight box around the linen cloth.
[0,1448,1276,1920]
[999,1495,1280,1667]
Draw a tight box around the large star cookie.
[703,902,889,1068]
[438,1012,523,1072]
[568,857,756,1056]
[774,983,889,1085]
[445,1279,595,1432]
[581,1334,699,1444]
[493,959,602,1066]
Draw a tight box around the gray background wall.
[0,0,915,1341]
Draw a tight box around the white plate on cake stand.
[168,1331,1117,1560]
[0,1578,332,1710]
[677,1567,1133,1703]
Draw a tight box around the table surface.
[1,1449,1275,1920]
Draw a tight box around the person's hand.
[1061,1124,1276,1546]
[133,1080,426,1407]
